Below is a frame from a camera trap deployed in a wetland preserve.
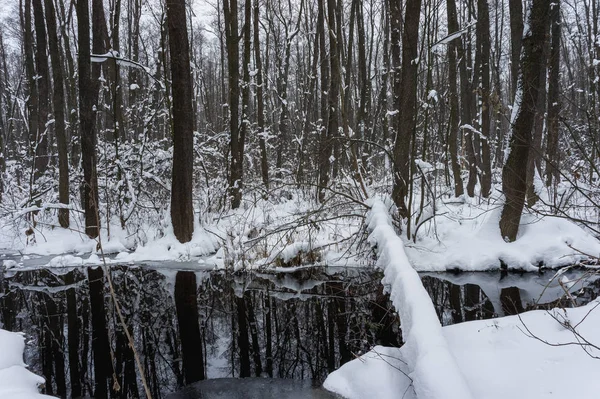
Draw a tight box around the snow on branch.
[90,51,165,89]
[432,20,477,49]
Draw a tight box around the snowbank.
[326,299,600,399]
[363,197,472,399]
[323,346,414,399]
[406,196,600,271]
[0,191,361,270]
[0,329,53,398]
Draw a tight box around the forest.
[0,0,597,249]
[2,0,600,398]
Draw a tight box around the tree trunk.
[23,0,39,179]
[392,0,422,218]
[77,0,101,238]
[167,0,195,242]
[447,0,464,197]
[477,0,492,197]
[316,0,331,202]
[324,0,341,195]
[240,0,251,192]
[500,0,551,242]
[458,15,478,198]
[32,0,50,179]
[545,1,561,188]
[44,0,70,228]
[509,0,524,102]
[224,0,242,209]
[254,0,269,190]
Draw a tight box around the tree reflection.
[0,266,398,397]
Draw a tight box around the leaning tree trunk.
[167,0,195,242]
[499,0,551,242]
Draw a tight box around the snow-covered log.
[365,198,473,399]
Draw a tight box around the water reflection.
[421,269,600,325]
[0,266,399,398]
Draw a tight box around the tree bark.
[253,0,269,190]
[224,0,242,209]
[32,0,50,179]
[316,0,330,202]
[509,0,524,102]
[77,0,101,238]
[500,0,551,242]
[447,0,464,197]
[477,0,492,197]
[545,1,561,188]
[167,0,195,242]
[392,0,422,217]
[44,0,70,227]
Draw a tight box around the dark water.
[0,265,399,398]
[421,269,600,325]
[1,263,598,399]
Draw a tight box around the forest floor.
[2,186,599,272]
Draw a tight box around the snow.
[405,192,600,272]
[325,299,600,399]
[365,197,473,399]
[0,329,53,398]
[324,346,413,399]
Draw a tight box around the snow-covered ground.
[405,191,600,271]
[325,298,600,399]
[324,197,600,399]
[0,329,53,399]
[0,192,364,271]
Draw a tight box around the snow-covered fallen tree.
[328,197,473,399]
